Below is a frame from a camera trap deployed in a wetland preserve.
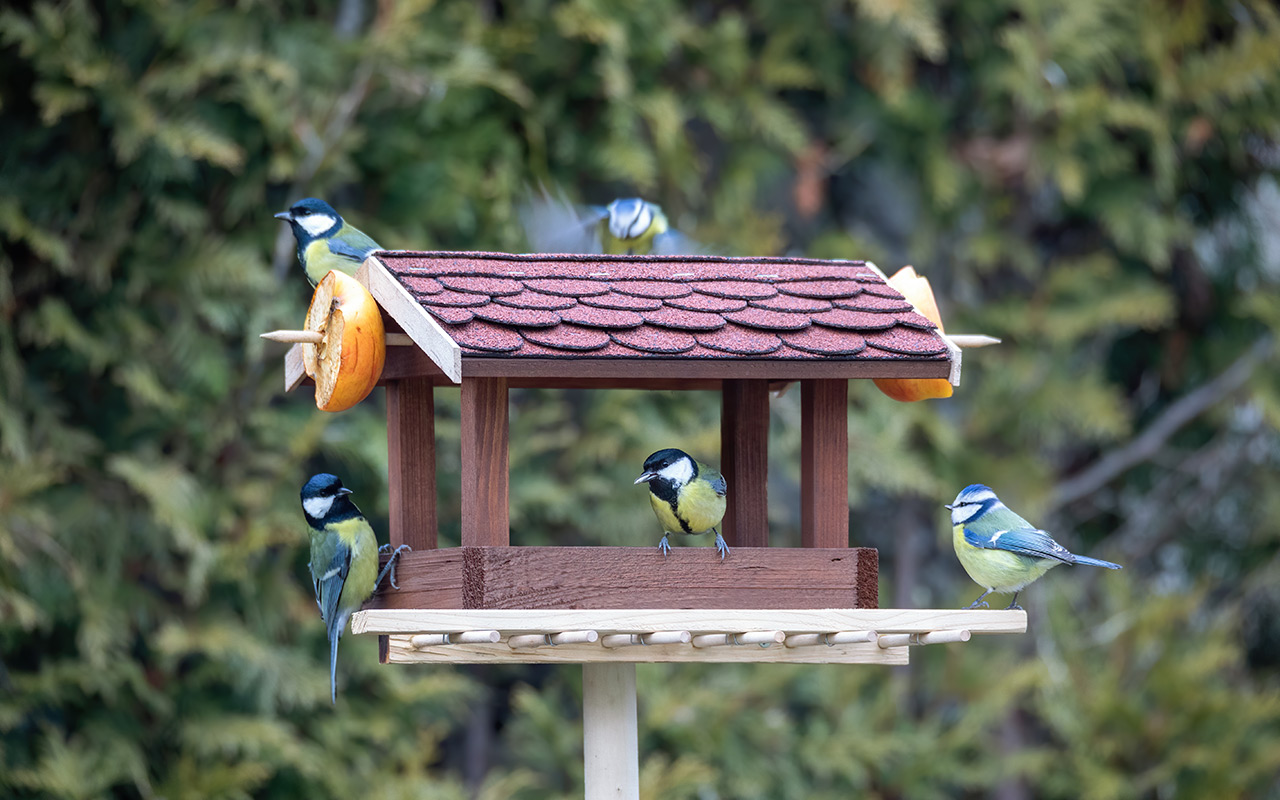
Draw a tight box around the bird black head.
[634,448,697,488]
[275,197,343,243]
[300,472,359,525]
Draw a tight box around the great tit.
[275,197,382,287]
[634,448,729,560]
[519,187,702,255]
[947,484,1122,610]
[300,473,409,703]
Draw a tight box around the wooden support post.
[800,379,849,548]
[386,378,437,551]
[461,377,510,546]
[583,663,639,800]
[721,379,770,547]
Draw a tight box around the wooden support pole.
[461,377,510,546]
[800,379,849,549]
[583,663,639,800]
[721,379,770,547]
[386,378,437,551]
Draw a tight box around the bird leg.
[658,533,672,557]
[967,589,993,609]
[713,530,730,561]
[1004,592,1023,611]
[375,544,412,590]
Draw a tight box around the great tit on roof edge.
[275,198,382,287]
[635,448,729,560]
[947,484,1121,610]
[301,473,409,703]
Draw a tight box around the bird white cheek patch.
[658,458,694,485]
[304,495,334,519]
[951,503,982,524]
[299,214,338,237]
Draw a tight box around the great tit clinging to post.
[275,198,382,287]
[518,187,703,256]
[634,449,729,560]
[300,473,409,703]
[947,484,1122,610]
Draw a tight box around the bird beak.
[634,472,655,485]
[274,211,292,221]
[338,487,354,496]
[944,504,953,510]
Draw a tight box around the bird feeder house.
[278,251,1025,798]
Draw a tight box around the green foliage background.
[4,0,1280,797]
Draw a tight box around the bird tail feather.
[1074,555,1122,570]
[329,620,343,705]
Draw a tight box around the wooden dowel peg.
[507,634,550,649]
[410,630,500,648]
[549,630,599,646]
[877,629,971,649]
[261,329,323,344]
[692,631,785,648]
[640,631,691,646]
[947,334,1001,349]
[784,630,878,648]
[600,634,642,649]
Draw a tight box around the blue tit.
[947,484,1122,610]
[275,198,382,287]
[300,473,409,703]
[634,448,729,560]
[518,186,703,255]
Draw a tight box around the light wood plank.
[357,256,462,383]
[284,344,306,391]
[801,379,850,548]
[353,607,1028,636]
[460,378,509,546]
[382,636,908,665]
[386,378,437,551]
[721,380,770,547]
[583,663,640,800]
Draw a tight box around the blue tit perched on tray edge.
[519,186,704,256]
[301,473,410,703]
[276,197,382,287]
[947,484,1122,610]
[634,448,730,560]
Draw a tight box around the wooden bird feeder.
[275,251,1025,798]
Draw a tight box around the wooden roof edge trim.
[358,256,462,384]
[284,344,306,392]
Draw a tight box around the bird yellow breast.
[304,239,355,285]
[334,518,379,614]
[646,479,726,535]
[952,524,1057,593]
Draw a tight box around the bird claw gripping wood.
[376,544,413,590]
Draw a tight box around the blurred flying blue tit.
[519,186,704,256]
[276,198,382,286]
[300,473,409,703]
[947,484,1122,610]
[634,448,729,560]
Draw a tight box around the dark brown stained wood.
[461,357,949,382]
[368,549,466,609]
[800,379,850,549]
[386,378,437,551]
[721,380,770,547]
[370,546,877,610]
[461,377,510,546]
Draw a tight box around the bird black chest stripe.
[649,480,693,534]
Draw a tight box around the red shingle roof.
[374,252,951,362]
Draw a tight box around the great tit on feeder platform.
[947,484,1121,610]
[520,188,702,256]
[635,448,729,560]
[275,197,381,287]
[301,473,409,703]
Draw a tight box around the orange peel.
[301,270,386,412]
[874,266,953,402]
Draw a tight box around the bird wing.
[651,229,710,256]
[964,524,1076,564]
[518,186,606,254]
[328,226,380,263]
[703,467,728,497]
[314,540,354,632]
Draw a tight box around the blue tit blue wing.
[651,229,711,256]
[963,525,1075,564]
[327,226,380,263]
[519,185,606,254]
[315,541,353,635]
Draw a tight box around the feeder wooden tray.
[353,608,1028,665]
